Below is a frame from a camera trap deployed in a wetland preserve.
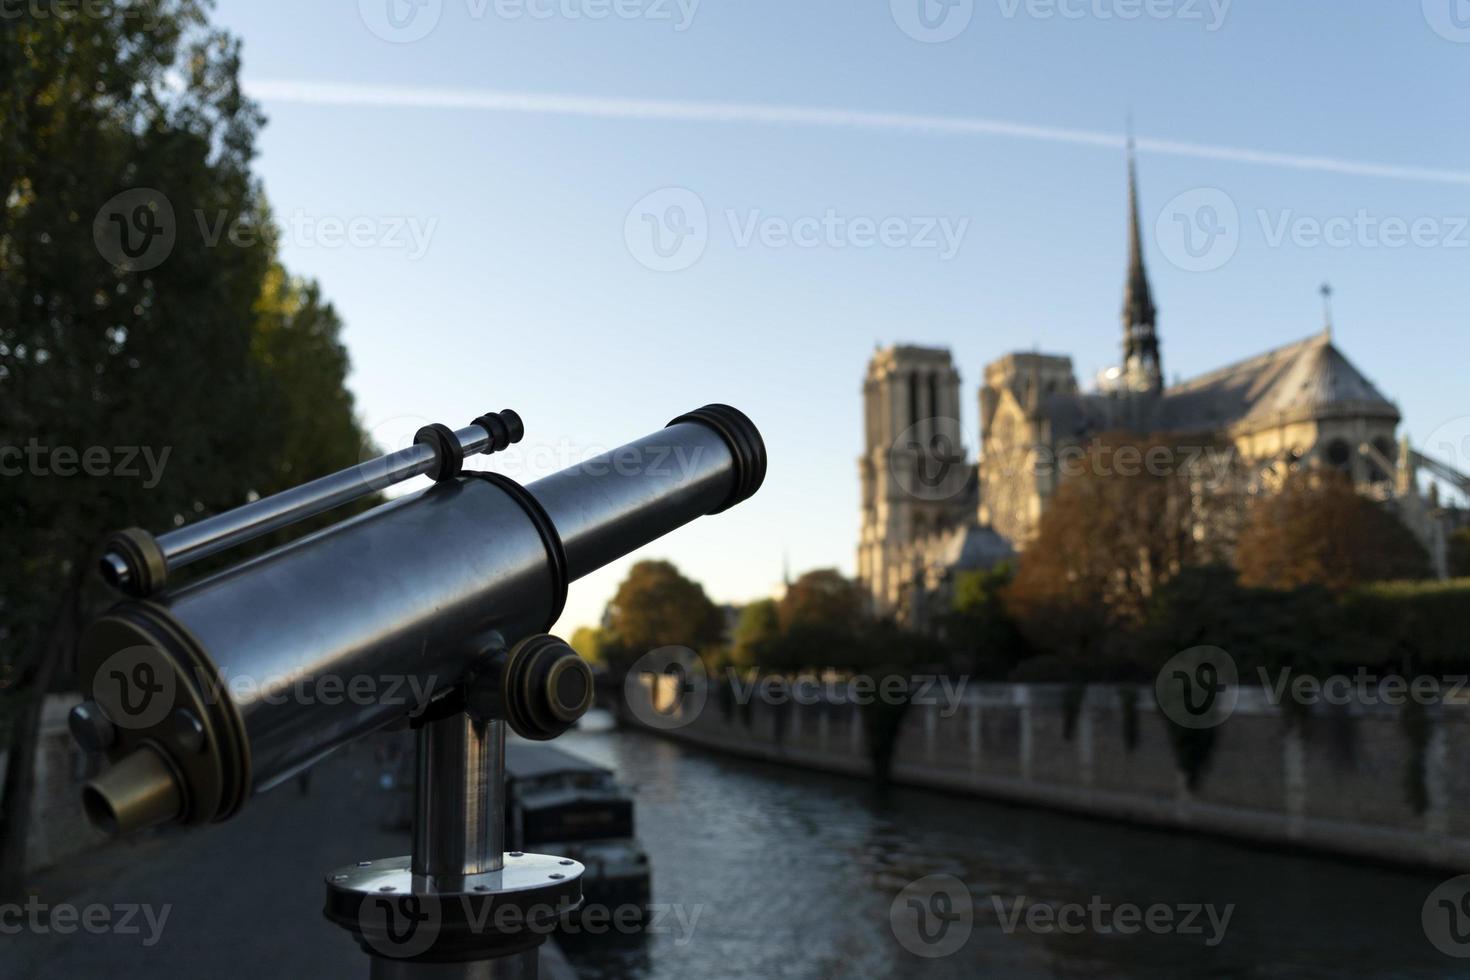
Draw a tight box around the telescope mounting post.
[323,635,596,978]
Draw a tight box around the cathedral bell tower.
[857,346,969,618]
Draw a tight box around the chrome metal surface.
[157,476,556,790]
[327,852,584,900]
[414,715,505,881]
[99,552,133,589]
[68,701,116,752]
[92,418,746,797]
[527,422,734,579]
[132,423,492,574]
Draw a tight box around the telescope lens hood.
[666,404,767,514]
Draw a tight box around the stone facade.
[858,149,1463,623]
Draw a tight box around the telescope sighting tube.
[99,409,527,595]
[75,405,765,837]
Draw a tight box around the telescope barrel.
[76,405,764,834]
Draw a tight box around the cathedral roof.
[1156,330,1399,432]
[1029,330,1399,439]
[933,523,1016,572]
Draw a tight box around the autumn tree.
[758,569,867,672]
[1235,472,1431,592]
[600,560,724,672]
[1005,432,1239,660]
[778,569,864,632]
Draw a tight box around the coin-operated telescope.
[68,405,766,977]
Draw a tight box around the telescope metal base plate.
[324,852,584,964]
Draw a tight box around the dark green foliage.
[1450,529,1470,579]
[1,2,372,891]
[946,562,1029,678]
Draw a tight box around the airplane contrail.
[246,79,1470,187]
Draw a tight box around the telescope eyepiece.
[500,634,595,741]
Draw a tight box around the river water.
[555,727,1461,980]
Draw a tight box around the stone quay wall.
[620,679,1470,872]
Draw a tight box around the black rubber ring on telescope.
[666,404,768,514]
[460,471,569,630]
[472,410,524,453]
[415,423,465,482]
[103,527,169,597]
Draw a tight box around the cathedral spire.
[1122,131,1162,393]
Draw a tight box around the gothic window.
[1325,439,1352,470]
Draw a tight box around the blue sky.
[210,0,1470,632]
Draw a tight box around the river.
[555,726,1462,980]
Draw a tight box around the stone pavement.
[4,734,576,978]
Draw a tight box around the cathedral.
[858,147,1460,627]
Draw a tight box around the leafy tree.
[0,3,370,892]
[1449,527,1470,580]
[601,560,724,672]
[1005,432,1236,661]
[760,569,866,672]
[1236,472,1430,592]
[946,562,1026,678]
[730,598,779,669]
[568,626,605,666]
[777,569,863,633]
